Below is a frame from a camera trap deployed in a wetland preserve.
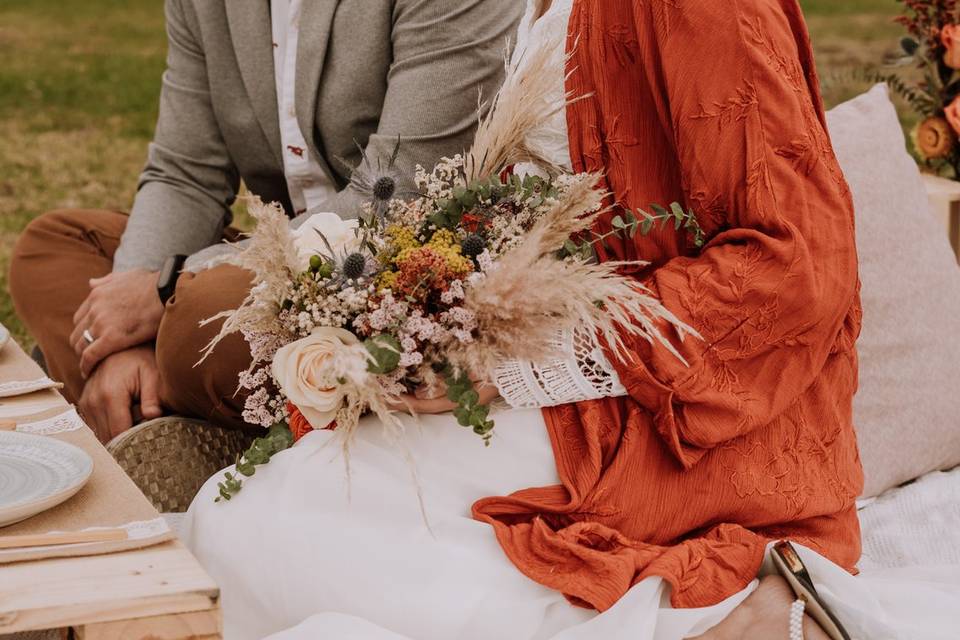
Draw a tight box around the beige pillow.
[826,84,960,498]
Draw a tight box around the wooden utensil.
[0,528,128,550]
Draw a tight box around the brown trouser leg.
[9,209,125,402]
[9,209,257,431]
[155,264,256,431]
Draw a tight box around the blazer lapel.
[226,0,283,166]
[295,0,340,174]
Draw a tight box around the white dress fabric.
[183,2,960,638]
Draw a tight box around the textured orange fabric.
[473,0,864,611]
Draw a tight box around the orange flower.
[461,212,487,233]
[286,402,314,442]
[286,402,337,443]
[916,116,956,159]
[945,98,960,137]
[943,24,960,69]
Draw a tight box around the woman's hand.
[390,379,500,415]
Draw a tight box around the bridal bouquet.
[864,0,960,177]
[204,44,701,502]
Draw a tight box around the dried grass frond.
[329,381,431,530]
[197,197,299,364]
[450,181,697,377]
[519,172,606,256]
[457,257,694,378]
[465,37,583,181]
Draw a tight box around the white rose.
[292,212,360,271]
[272,327,369,429]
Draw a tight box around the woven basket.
[106,417,257,513]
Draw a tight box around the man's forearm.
[113,180,229,273]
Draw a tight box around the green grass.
[0,0,912,347]
[0,0,167,347]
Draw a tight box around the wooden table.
[922,173,960,262]
[0,340,221,640]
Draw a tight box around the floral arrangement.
[203,43,701,502]
[872,0,960,176]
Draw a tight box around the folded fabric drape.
[474,0,864,611]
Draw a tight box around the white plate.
[0,431,93,528]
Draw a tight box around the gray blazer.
[113,0,523,272]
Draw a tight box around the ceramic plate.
[0,431,93,528]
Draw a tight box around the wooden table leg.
[950,200,960,263]
[72,608,222,640]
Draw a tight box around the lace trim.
[0,376,60,398]
[493,328,627,409]
[0,517,171,557]
[16,407,85,435]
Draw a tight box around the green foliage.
[561,202,705,261]
[799,0,898,15]
[427,173,559,233]
[856,66,940,115]
[215,423,294,502]
[443,366,495,444]
[364,334,402,374]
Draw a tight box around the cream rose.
[292,212,360,271]
[272,327,369,430]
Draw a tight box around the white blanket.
[858,466,960,572]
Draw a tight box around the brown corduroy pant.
[9,209,256,431]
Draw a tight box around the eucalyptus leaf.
[365,334,402,374]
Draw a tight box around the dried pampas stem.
[465,36,584,181]
[327,384,433,534]
[197,197,300,365]
[449,175,698,378]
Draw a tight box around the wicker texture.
[107,418,257,513]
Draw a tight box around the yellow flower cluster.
[377,270,399,291]
[419,229,472,274]
[376,226,472,292]
[376,226,421,290]
[384,225,420,257]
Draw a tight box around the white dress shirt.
[271,0,337,215]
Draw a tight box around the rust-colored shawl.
[473,0,864,610]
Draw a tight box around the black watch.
[157,254,188,304]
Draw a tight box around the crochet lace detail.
[493,329,626,409]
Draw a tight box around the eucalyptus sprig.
[216,422,295,502]
[443,365,495,445]
[561,202,705,261]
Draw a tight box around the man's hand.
[78,345,164,442]
[71,270,164,377]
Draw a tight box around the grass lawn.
[0,0,909,347]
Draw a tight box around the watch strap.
[157,254,188,304]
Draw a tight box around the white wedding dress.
[183,3,960,638]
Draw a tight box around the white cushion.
[826,84,960,498]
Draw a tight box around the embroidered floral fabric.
[474,0,864,612]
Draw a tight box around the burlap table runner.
[0,345,59,398]
[0,339,175,564]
